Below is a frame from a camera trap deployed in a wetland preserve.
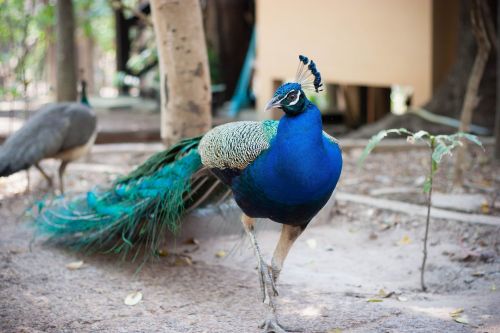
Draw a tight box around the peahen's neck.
[80,81,90,107]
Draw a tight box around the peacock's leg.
[241,214,278,303]
[25,169,30,193]
[241,214,287,333]
[58,160,68,194]
[270,224,305,285]
[259,311,288,333]
[34,163,53,188]
[258,224,306,333]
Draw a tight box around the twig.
[421,138,435,292]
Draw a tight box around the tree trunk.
[115,8,130,94]
[46,33,57,94]
[78,32,95,94]
[56,0,77,102]
[150,0,212,146]
[495,1,500,160]
[43,0,57,95]
[454,0,492,184]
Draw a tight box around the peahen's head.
[80,80,90,107]
[265,55,323,116]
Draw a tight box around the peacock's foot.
[257,259,278,303]
[259,315,287,333]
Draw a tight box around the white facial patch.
[288,90,301,106]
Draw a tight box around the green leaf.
[432,142,454,163]
[366,298,383,303]
[432,160,438,173]
[358,128,412,167]
[413,130,430,141]
[423,177,431,193]
[453,316,469,325]
[455,132,484,149]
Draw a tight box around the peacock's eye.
[287,91,297,101]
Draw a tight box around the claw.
[258,259,279,303]
[259,316,288,333]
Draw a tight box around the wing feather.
[0,107,71,176]
[199,120,340,171]
[199,121,276,170]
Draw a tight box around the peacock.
[35,56,342,332]
[0,81,97,193]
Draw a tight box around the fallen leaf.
[174,256,192,266]
[398,235,412,245]
[215,250,226,258]
[449,308,464,317]
[378,289,395,298]
[66,260,84,270]
[124,291,142,306]
[366,298,383,303]
[306,239,317,249]
[453,316,469,325]
[184,238,199,245]
[480,202,490,214]
[327,329,342,333]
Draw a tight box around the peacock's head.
[265,55,323,116]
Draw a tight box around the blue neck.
[240,101,341,210]
[256,102,331,203]
[274,102,324,158]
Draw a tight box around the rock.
[432,192,487,213]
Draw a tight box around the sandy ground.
[0,146,499,333]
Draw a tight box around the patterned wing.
[0,108,71,176]
[199,120,278,170]
[199,119,340,171]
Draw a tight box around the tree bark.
[42,0,57,94]
[150,0,212,146]
[495,1,500,160]
[55,0,77,102]
[454,0,492,184]
[78,32,95,94]
[114,8,130,94]
[46,32,57,94]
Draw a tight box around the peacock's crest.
[295,55,323,92]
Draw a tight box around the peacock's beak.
[265,96,282,111]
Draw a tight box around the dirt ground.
[0,144,499,333]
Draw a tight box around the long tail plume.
[34,136,228,259]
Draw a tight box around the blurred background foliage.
[0,0,114,100]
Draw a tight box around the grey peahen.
[35,56,342,332]
[0,81,97,193]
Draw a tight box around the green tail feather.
[35,136,206,259]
